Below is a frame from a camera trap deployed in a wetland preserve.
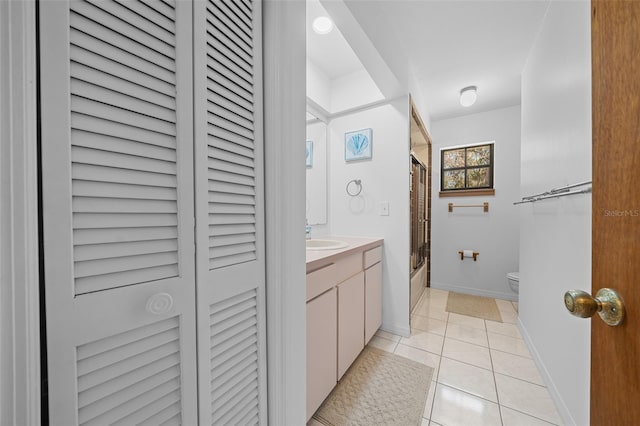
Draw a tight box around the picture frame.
[306,140,313,168]
[345,128,372,162]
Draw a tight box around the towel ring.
[346,179,363,196]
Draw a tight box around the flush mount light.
[459,86,478,107]
[312,16,334,35]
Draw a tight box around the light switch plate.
[380,202,390,216]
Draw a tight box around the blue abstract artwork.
[345,128,372,162]
[306,140,313,167]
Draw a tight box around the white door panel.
[194,0,267,424]
[40,0,197,424]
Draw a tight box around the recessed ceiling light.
[460,86,477,107]
[312,16,334,35]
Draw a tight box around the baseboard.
[380,323,410,338]
[431,281,518,301]
[518,318,576,426]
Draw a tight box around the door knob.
[564,288,625,326]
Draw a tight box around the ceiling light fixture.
[459,86,477,107]
[312,16,334,35]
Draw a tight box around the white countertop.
[306,236,383,272]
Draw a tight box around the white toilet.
[507,272,519,294]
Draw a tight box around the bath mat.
[446,292,503,322]
[312,346,433,426]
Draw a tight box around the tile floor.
[366,288,563,426]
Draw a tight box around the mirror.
[306,111,327,225]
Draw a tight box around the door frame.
[0,0,41,424]
[2,1,308,425]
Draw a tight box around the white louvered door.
[40,0,198,424]
[193,0,267,424]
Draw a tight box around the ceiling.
[307,0,551,121]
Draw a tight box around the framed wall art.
[345,128,372,162]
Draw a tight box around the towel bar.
[448,202,489,213]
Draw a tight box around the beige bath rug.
[446,292,502,322]
[312,346,433,426]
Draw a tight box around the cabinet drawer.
[364,245,382,269]
[333,252,362,284]
[306,263,338,301]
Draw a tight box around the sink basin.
[306,239,349,250]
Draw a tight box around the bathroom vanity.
[305,236,383,421]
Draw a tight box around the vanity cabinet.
[337,272,365,379]
[364,246,383,343]
[305,238,383,421]
[306,287,337,421]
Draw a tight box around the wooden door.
[591,1,640,424]
[40,0,198,424]
[193,0,268,424]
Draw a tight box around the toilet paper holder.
[458,250,479,261]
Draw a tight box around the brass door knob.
[564,288,625,326]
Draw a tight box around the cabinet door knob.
[146,293,174,315]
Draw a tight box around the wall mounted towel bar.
[514,181,592,205]
[448,202,489,213]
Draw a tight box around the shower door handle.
[563,288,625,326]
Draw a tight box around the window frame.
[439,142,495,196]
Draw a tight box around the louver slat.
[69,11,175,72]
[112,0,175,34]
[69,0,180,295]
[85,0,175,47]
[70,30,176,90]
[71,1,175,60]
[76,317,182,426]
[210,290,260,424]
[71,62,176,110]
[140,0,176,21]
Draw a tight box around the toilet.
[507,272,519,294]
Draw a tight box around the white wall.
[306,121,327,225]
[430,106,521,300]
[327,97,411,336]
[307,59,331,112]
[330,68,384,113]
[519,1,591,425]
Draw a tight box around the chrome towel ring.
[346,179,363,196]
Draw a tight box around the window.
[440,143,494,196]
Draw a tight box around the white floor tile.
[442,338,492,370]
[425,288,449,299]
[420,418,429,426]
[446,322,488,347]
[423,380,437,420]
[491,349,544,386]
[495,373,562,425]
[501,406,557,426]
[437,357,497,403]
[488,332,532,358]
[395,343,441,378]
[447,312,486,330]
[412,315,447,336]
[486,320,522,339]
[400,329,445,355]
[429,422,444,426]
[431,384,502,426]
[367,335,398,353]
[375,329,401,343]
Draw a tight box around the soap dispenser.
[305,219,312,240]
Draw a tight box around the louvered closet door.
[193,0,267,424]
[40,1,197,424]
